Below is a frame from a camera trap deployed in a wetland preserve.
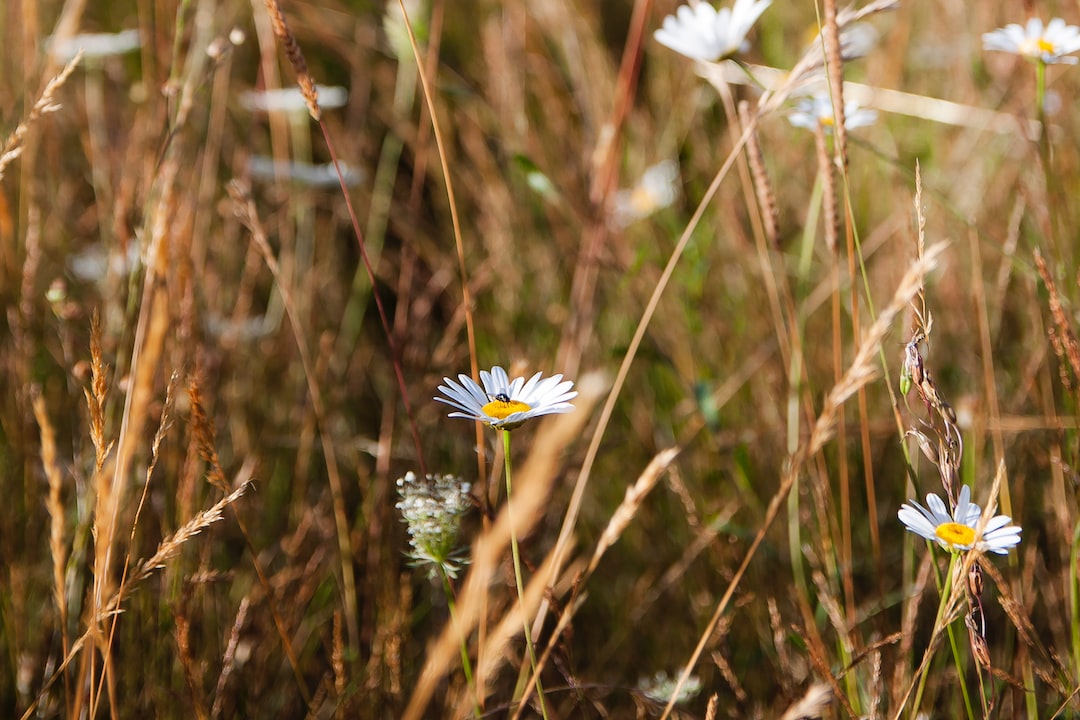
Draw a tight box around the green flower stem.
[1035,59,1047,125]
[441,568,481,718]
[502,429,549,719]
[910,551,952,716]
[910,552,973,720]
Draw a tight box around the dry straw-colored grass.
[6,0,1080,717]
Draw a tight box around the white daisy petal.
[897,505,938,540]
[925,492,949,520]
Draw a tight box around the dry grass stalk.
[211,596,250,719]
[797,622,856,718]
[84,312,113,472]
[261,0,321,120]
[778,682,832,720]
[130,482,251,588]
[32,391,69,654]
[705,694,718,720]
[332,609,345,719]
[868,649,883,720]
[710,650,747,704]
[15,204,41,389]
[0,51,82,182]
[127,371,177,551]
[891,552,931,709]
[173,600,209,720]
[756,0,897,116]
[821,0,847,167]
[586,447,679,576]
[810,242,947,454]
[738,100,779,247]
[187,375,229,493]
[1034,248,1080,391]
[814,121,839,254]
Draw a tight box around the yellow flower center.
[820,115,835,127]
[935,522,975,549]
[629,186,659,215]
[481,396,531,421]
[1021,36,1057,57]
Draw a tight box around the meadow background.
[2,0,1079,717]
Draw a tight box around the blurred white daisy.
[654,0,772,62]
[612,160,680,228]
[239,85,348,113]
[638,670,702,704]
[436,366,577,430]
[983,17,1080,65]
[898,485,1022,555]
[788,93,878,133]
[247,156,365,188]
[49,29,142,62]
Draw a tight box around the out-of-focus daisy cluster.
[637,670,703,705]
[788,93,878,133]
[396,471,473,578]
[612,160,680,228]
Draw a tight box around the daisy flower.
[612,160,680,228]
[788,93,878,133]
[49,29,142,63]
[983,17,1080,65]
[898,485,1022,555]
[654,0,772,63]
[436,366,577,430]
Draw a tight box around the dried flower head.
[638,670,702,704]
[396,471,472,578]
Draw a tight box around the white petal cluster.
[396,471,473,577]
[788,93,878,133]
[983,17,1080,65]
[612,160,680,228]
[638,670,703,704]
[654,0,772,62]
[436,366,577,430]
[898,485,1022,555]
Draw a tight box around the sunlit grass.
[3,0,1080,717]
